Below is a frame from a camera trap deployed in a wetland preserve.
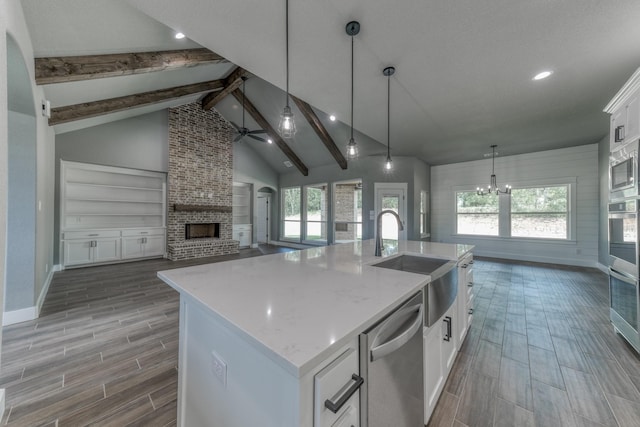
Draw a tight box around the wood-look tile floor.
[0,244,295,426]
[2,252,638,426]
[428,258,640,427]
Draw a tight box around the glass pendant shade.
[278,105,296,138]
[384,155,393,171]
[346,137,358,159]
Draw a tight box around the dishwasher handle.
[324,374,364,414]
[370,303,423,362]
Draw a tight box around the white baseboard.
[3,265,59,326]
[0,389,5,422]
[473,250,600,269]
[3,306,37,326]
[596,263,609,274]
[250,243,259,249]
[36,267,56,316]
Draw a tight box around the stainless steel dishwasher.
[359,290,424,427]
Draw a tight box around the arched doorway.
[5,34,37,323]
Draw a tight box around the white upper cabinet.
[605,67,640,151]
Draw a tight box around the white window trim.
[302,183,329,245]
[281,186,302,243]
[452,177,577,241]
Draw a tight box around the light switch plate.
[211,351,227,387]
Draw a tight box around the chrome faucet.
[375,209,404,256]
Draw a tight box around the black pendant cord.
[387,73,391,158]
[350,35,354,141]
[285,0,290,108]
[242,78,246,128]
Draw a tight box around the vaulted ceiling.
[20,0,640,174]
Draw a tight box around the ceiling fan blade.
[230,121,241,131]
[233,134,244,142]
[248,134,268,143]
[248,129,267,135]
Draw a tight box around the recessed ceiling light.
[267,139,273,144]
[175,32,186,40]
[329,115,336,121]
[533,70,553,80]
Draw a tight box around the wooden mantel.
[173,204,232,213]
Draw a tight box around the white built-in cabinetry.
[605,68,640,152]
[424,253,474,423]
[423,302,457,422]
[60,160,167,268]
[232,182,252,248]
[456,253,474,346]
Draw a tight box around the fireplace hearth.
[185,223,220,240]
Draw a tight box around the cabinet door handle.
[324,374,364,414]
[468,281,473,287]
[88,234,99,237]
[460,264,467,269]
[615,125,625,142]
[443,316,452,341]
[468,308,474,315]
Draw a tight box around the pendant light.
[476,145,511,195]
[278,0,296,138]
[383,66,395,172]
[345,21,360,159]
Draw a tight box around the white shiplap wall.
[431,144,599,267]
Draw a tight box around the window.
[420,191,429,237]
[282,187,301,240]
[456,191,499,236]
[305,184,327,243]
[511,185,568,239]
[334,181,362,243]
[455,182,572,240]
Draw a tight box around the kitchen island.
[158,240,473,427]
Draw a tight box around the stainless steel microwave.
[610,140,638,200]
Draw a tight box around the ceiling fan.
[231,76,269,143]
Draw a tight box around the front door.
[257,195,270,243]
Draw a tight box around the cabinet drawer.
[63,230,121,240]
[314,347,360,427]
[121,228,165,237]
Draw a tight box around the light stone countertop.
[158,239,473,377]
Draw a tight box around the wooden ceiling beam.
[49,79,224,126]
[35,48,227,85]
[202,66,248,110]
[231,89,308,176]
[291,95,347,170]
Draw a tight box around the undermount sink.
[372,255,451,276]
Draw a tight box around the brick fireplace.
[167,102,239,260]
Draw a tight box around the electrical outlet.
[211,351,227,387]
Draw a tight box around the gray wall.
[54,111,169,263]
[233,142,279,243]
[6,111,36,311]
[431,144,599,267]
[598,135,609,266]
[278,156,429,242]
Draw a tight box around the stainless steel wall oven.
[608,199,640,353]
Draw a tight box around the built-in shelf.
[60,160,168,268]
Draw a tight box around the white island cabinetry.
[158,240,473,427]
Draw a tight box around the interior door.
[257,195,270,243]
[375,184,407,242]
